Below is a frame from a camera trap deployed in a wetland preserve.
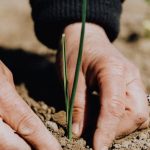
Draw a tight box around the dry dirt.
[0,0,150,149]
[17,84,150,150]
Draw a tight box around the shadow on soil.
[0,47,101,147]
[0,47,65,110]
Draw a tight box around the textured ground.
[0,0,150,149]
[17,84,150,150]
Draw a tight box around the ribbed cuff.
[30,0,122,49]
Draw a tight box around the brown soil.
[0,0,150,149]
[17,85,91,150]
[16,84,150,150]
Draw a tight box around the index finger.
[93,73,126,150]
[0,80,62,150]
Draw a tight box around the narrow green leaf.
[68,0,87,139]
[62,34,69,123]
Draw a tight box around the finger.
[0,81,62,150]
[126,79,149,129]
[115,111,139,138]
[116,79,149,138]
[94,73,126,150]
[116,112,149,139]
[0,118,31,150]
[68,70,87,136]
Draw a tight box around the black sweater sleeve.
[29,0,123,49]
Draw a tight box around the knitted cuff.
[30,0,122,49]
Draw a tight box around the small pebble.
[60,137,67,146]
[112,144,121,149]
[140,133,147,140]
[47,108,52,114]
[122,141,131,148]
[41,104,48,110]
[45,121,58,132]
[50,107,56,114]
[52,111,66,126]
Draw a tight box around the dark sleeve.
[29,0,123,49]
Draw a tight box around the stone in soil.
[17,85,150,150]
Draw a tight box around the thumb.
[68,71,87,137]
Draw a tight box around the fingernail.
[72,123,80,135]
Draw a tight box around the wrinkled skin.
[0,22,149,150]
[0,61,62,149]
[58,23,149,150]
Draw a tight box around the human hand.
[58,23,149,150]
[0,61,62,150]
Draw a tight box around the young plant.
[62,34,69,122]
[62,0,87,139]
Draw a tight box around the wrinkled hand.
[58,23,149,150]
[0,61,62,150]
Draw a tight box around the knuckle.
[105,61,125,77]
[113,66,125,76]
[73,105,84,114]
[108,98,125,118]
[71,87,85,116]
[107,56,125,67]
[73,106,84,121]
[17,114,37,137]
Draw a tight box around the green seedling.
[62,34,69,122]
[62,0,87,139]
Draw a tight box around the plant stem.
[68,0,87,139]
[62,34,69,122]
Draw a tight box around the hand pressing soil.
[16,85,150,150]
